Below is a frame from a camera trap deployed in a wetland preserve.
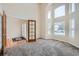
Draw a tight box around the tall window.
[48,11,51,19]
[69,19,75,38]
[47,4,76,39]
[54,5,65,35]
[69,3,75,13]
[69,4,75,38]
[47,10,52,35]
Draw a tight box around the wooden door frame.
[28,20,36,42]
[0,15,2,55]
[1,11,6,55]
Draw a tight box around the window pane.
[48,20,52,35]
[55,5,65,18]
[69,3,75,13]
[47,10,52,35]
[72,4,75,12]
[69,19,75,38]
[48,11,51,19]
[54,21,65,35]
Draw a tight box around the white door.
[0,16,2,49]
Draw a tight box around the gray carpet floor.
[4,39,79,56]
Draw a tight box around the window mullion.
[65,4,69,39]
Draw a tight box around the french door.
[28,20,36,42]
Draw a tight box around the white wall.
[7,16,22,39]
[39,4,47,38]
[2,3,39,20]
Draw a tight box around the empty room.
[0,3,79,56]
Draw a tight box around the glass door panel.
[28,20,36,42]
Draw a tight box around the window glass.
[48,11,51,19]
[47,11,52,34]
[54,21,65,35]
[55,5,65,18]
[69,19,75,38]
[48,23,51,34]
[69,3,75,13]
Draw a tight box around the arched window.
[54,5,65,35]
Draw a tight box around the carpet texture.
[4,39,79,56]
